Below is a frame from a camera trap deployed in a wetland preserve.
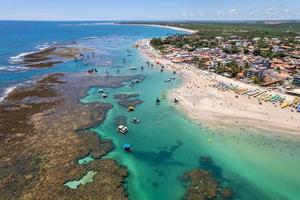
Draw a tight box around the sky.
[0,0,299,21]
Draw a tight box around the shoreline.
[119,23,197,34]
[137,39,300,135]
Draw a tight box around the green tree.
[253,48,261,56]
[192,57,206,69]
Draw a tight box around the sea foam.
[0,85,17,102]
[0,65,28,72]
[9,51,36,63]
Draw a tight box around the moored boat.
[130,67,138,70]
[128,106,135,112]
[131,117,140,124]
[123,144,133,152]
[117,125,128,134]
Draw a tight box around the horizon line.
[0,19,300,22]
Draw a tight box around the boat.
[98,89,104,93]
[102,93,108,98]
[129,67,138,70]
[117,125,128,134]
[123,144,133,152]
[131,117,140,124]
[128,106,135,112]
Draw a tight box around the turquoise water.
[77,154,94,165]
[81,47,300,200]
[1,21,300,199]
[0,21,182,91]
[65,170,98,189]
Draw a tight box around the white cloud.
[229,8,238,15]
[217,10,225,16]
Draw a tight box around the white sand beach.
[121,23,197,34]
[138,39,300,135]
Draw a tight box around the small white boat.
[102,93,108,98]
[117,125,128,134]
[130,67,138,70]
[98,89,104,93]
[131,117,140,124]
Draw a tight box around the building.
[252,60,271,68]
[292,74,300,87]
[246,67,268,79]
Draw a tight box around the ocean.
[1,21,300,200]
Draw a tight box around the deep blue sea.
[0,21,182,96]
[1,21,300,200]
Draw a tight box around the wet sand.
[138,39,300,135]
[0,72,145,200]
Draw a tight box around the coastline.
[119,23,197,34]
[137,39,300,135]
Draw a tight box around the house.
[271,38,281,44]
[253,37,261,43]
[246,67,268,79]
[252,60,271,68]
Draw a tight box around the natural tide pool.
[81,48,300,200]
[64,170,98,189]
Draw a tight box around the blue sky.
[0,0,299,21]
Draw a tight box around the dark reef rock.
[182,157,233,200]
[183,169,218,200]
[113,93,139,100]
[18,45,93,68]
[0,73,138,200]
[115,115,128,126]
[117,99,143,108]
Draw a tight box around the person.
[156,98,161,105]
[94,68,98,73]
[174,98,179,104]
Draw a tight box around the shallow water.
[1,21,300,200]
[81,46,300,200]
[65,170,98,189]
